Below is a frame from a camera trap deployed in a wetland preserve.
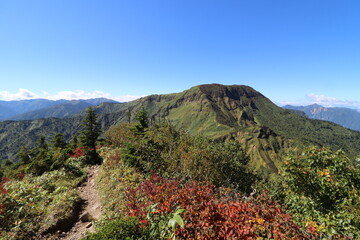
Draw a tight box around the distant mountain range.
[1,85,359,174]
[283,104,360,131]
[0,98,118,121]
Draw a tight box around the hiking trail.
[60,165,102,240]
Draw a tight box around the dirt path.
[60,165,102,240]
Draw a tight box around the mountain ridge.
[1,84,359,174]
[284,104,360,131]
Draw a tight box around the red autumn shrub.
[69,147,87,158]
[69,146,103,158]
[126,174,317,239]
[17,173,25,180]
[0,177,9,195]
[0,177,10,216]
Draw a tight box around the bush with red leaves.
[126,174,317,239]
[0,177,10,216]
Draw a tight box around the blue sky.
[0,1,359,108]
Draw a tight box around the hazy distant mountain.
[0,99,66,120]
[1,85,359,174]
[0,105,18,120]
[283,104,360,131]
[0,98,118,121]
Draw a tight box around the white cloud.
[113,95,145,102]
[0,89,39,100]
[277,94,360,111]
[306,93,360,110]
[43,90,112,100]
[0,89,144,102]
[306,94,340,105]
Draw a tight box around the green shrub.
[96,149,143,219]
[262,147,360,238]
[107,121,256,193]
[0,168,83,239]
[82,217,145,240]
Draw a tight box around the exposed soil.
[43,165,102,240]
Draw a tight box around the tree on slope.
[80,107,102,164]
[131,106,149,135]
[52,133,67,149]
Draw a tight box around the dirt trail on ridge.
[61,165,102,240]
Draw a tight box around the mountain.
[1,84,359,174]
[0,104,18,120]
[0,98,118,121]
[283,104,360,131]
[0,99,68,120]
[84,84,360,172]
[110,84,360,172]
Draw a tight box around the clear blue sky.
[0,1,359,108]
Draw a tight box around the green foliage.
[0,161,85,239]
[145,204,185,240]
[80,107,101,149]
[63,156,87,177]
[9,135,76,176]
[50,148,73,171]
[82,217,145,240]
[37,136,48,151]
[105,123,134,147]
[18,146,31,164]
[70,136,79,149]
[52,133,67,149]
[96,148,144,219]
[109,120,255,193]
[264,147,360,238]
[167,208,185,235]
[131,107,149,136]
[80,107,102,165]
[98,123,358,239]
[83,148,102,165]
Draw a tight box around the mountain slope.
[0,117,83,161]
[92,84,360,172]
[284,104,360,131]
[10,101,94,120]
[1,84,359,174]
[0,99,68,120]
[0,104,18,120]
